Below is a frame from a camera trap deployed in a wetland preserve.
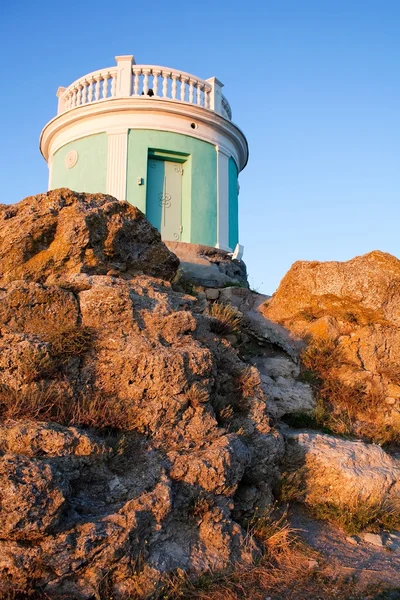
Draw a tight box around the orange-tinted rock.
[0,188,179,284]
[263,251,400,442]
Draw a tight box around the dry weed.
[185,383,209,406]
[235,366,259,399]
[378,362,400,385]
[0,383,67,422]
[311,496,400,535]
[300,337,399,445]
[45,325,94,360]
[206,303,243,336]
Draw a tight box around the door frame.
[146,149,189,242]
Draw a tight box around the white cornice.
[39,98,249,171]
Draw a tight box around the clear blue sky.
[1,0,399,293]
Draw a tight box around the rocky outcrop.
[167,241,247,288]
[283,430,400,507]
[0,188,179,284]
[264,250,400,326]
[0,189,283,598]
[262,251,400,442]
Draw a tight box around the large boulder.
[264,250,400,326]
[0,188,179,284]
[262,251,400,442]
[283,430,400,507]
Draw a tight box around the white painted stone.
[362,533,385,547]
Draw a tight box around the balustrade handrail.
[62,67,118,95]
[131,65,212,90]
[57,57,232,121]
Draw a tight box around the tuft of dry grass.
[301,337,345,380]
[279,463,400,536]
[15,324,94,386]
[235,366,259,399]
[44,324,94,361]
[0,382,144,433]
[378,362,400,385]
[188,493,215,521]
[185,383,209,406]
[0,383,67,422]
[310,497,400,535]
[206,302,243,336]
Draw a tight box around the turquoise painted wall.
[51,133,108,193]
[229,157,239,250]
[126,130,217,246]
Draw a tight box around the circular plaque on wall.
[65,150,78,169]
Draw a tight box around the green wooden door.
[146,159,183,241]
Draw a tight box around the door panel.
[146,159,183,241]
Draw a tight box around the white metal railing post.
[56,87,66,114]
[205,77,224,114]
[115,55,135,97]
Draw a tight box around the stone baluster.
[133,68,140,95]
[162,71,170,98]
[189,79,195,104]
[142,69,150,95]
[152,69,160,97]
[111,74,117,97]
[171,73,178,99]
[81,81,87,105]
[77,85,83,106]
[95,77,101,101]
[103,74,110,99]
[88,78,94,103]
[196,82,202,106]
[180,75,188,101]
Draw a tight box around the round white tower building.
[40,55,248,252]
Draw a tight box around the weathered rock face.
[0,188,179,284]
[262,251,400,442]
[264,250,400,326]
[283,430,400,507]
[166,241,248,288]
[0,190,283,598]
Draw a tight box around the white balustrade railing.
[59,67,118,112]
[130,65,211,110]
[56,55,232,121]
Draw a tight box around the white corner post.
[206,77,224,114]
[216,146,231,252]
[56,87,66,114]
[106,128,128,200]
[115,55,134,98]
[47,156,53,191]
